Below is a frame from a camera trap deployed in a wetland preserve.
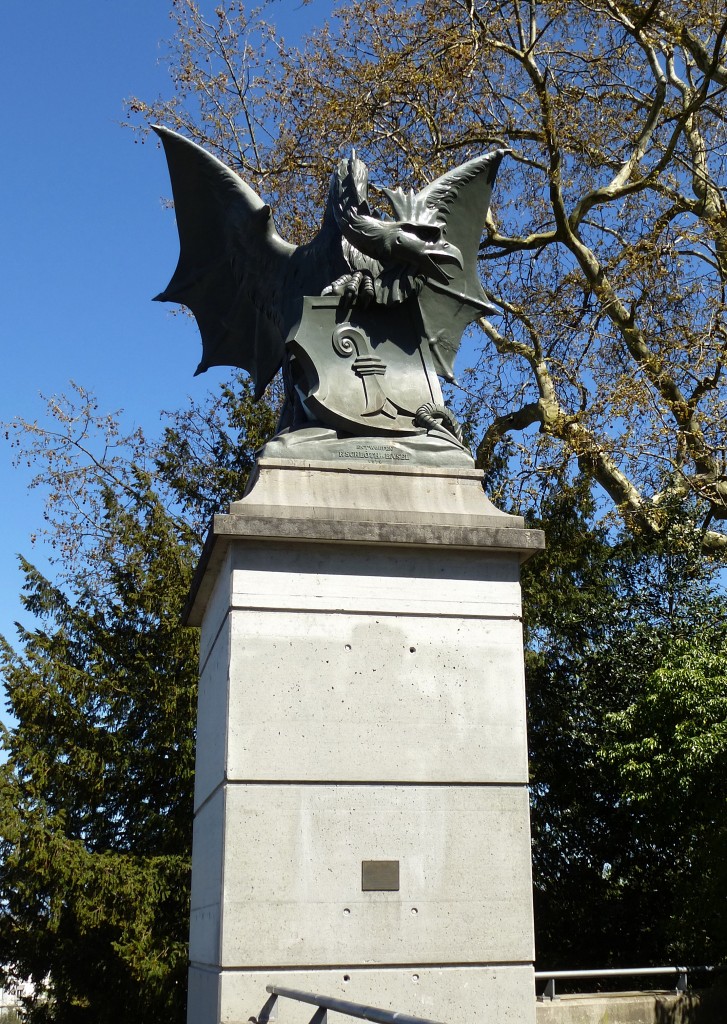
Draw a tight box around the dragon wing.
[412,150,508,380]
[416,150,507,297]
[153,125,295,399]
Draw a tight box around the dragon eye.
[402,221,441,243]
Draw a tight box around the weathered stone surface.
[184,461,544,628]
[226,610,526,786]
[237,458,513,519]
[258,426,478,467]
[194,618,231,808]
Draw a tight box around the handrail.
[265,984,448,1024]
[534,965,717,1001]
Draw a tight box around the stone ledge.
[183,511,544,626]
[215,510,543,549]
[237,457,524,522]
[183,458,545,626]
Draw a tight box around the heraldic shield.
[286,295,445,437]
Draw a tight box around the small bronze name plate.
[362,860,400,891]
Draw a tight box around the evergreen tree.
[0,378,278,1023]
[523,484,727,970]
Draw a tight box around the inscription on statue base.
[338,442,411,462]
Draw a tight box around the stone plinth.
[184,458,544,1024]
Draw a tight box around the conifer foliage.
[0,380,278,1023]
[522,483,727,969]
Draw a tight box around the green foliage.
[522,483,727,968]
[523,482,639,968]
[153,376,282,532]
[0,377,277,1023]
[606,639,727,963]
[0,501,196,1023]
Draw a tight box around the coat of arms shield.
[286,296,444,436]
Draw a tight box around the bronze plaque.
[361,860,400,891]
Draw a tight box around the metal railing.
[255,968,719,1019]
[534,966,715,1001]
[261,985,448,1024]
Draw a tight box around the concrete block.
[224,609,528,784]
[189,788,224,966]
[187,965,221,1024]
[188,964,536,1024]
[185,459,541,1023]
[199,545,234,667]
[215,784,534,967]
[227,542,523,619]
[234,459,512,521]
[535,990,727,1024]
[195,618,231,807]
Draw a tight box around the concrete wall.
[186,460,543,1024]
[536,990,727,1024]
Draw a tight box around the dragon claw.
[321,270,376,309]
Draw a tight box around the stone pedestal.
[184,458,544,1024]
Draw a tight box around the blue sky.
[0,1,332,721]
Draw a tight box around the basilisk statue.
[154,126,506,458]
